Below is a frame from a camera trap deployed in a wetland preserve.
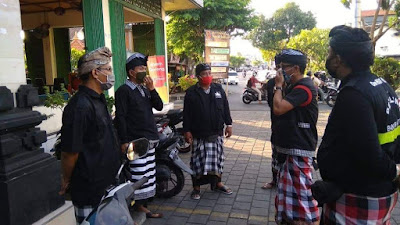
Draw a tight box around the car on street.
[223,71,239,85]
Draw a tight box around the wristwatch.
[274,86,283,92]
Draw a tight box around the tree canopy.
[341,0,400,44]
[286,28,330,72]
[230,55,246,69]
[248,2,316,51]
[166,0,257,62]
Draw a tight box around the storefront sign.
[147,55,169,103]
[205,30,230,79]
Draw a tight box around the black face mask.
[325,57,337,79]
[135,72,147,83]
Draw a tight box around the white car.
[223,72,239,85]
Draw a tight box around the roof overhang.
[163,0,203,11]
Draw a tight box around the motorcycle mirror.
[126,138,149,161]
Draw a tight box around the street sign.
[211,48,230,54]
[205,30,230,79]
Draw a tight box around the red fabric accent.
[294,85,312,107]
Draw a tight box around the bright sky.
[231,0,379,60]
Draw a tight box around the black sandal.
[214,185,233,195]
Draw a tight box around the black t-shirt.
[284,85,309,107]
[61,85,120,206]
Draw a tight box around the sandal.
[146,212,163,218]
[214,185,233,195]
[191,189,201,200]
[261,182,276,189]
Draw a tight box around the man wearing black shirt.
[273,49,320,224]
[317,25,400,224]
[183,63,233,200]
[60,47,120,223]
[114,52,163,218]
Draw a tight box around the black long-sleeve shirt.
[114,83,163,143]
[183,83,232,138]
[318,87,397,197]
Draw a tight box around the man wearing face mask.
[183,63,233,200]
[317,25,400,224]
[59,47,120,224]
[273,49,320,225]
[114,52,163,218]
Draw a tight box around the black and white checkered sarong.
[190,136,224,177]
[74,204,96,224]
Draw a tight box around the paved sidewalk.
[144,108,400,225]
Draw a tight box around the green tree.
[167,0,257,62]
[371,57,400,90]
[252,60,263,67]
[341,0,400,45]
[249,2,316,51]
[230,55,246,69]
[70,48,85,71]
[286,28,330,72]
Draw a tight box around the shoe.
[261,182,275,189]
[146,212,163,218]
[191,189,201,200]
[214,185,233,195]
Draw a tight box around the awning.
[163,0,203,11]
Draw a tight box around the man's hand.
[275,69,284,87]
[184,132,193,145]
[144,76,155,91]
[121,143,129,153]
[59,177,70,195]
[225,126,232,138]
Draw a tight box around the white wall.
[375,27,400,57]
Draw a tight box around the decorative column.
[0,1,64,225]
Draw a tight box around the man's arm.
[144,76,163,111]
[114,88,130,146]
[59,152,78,195]
[341,88,397,180]
[221,88,233,138]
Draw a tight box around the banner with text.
[147,55,169,103]
[205,30,230,79]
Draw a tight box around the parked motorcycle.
[154,109,191,153]
[325,86,338,107]
[242,83,268,104]
[81,138,150,225]
[155,130,194,198]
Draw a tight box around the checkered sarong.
[275,155,319,224]
[191,136,224,177]
[323,191,398,225]
[74,204,96,224]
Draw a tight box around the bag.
[311,180,343,207]
[246,79,252,88]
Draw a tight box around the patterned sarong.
[129,142,157,201]
[275,155,320,224]
[323,191,398,225]
[191,136,224,177]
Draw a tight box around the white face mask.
[96,70,115,90]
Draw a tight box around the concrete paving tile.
[252,200,270,208]
[235,194,253,203]
[187,214,210,224]
[165,216,188,225]
[213,204,233,213]
[206,221,227,225]
[232,201,251,210]
[250,207,268,216]
[227,218,248,225]
[209,212,229,222]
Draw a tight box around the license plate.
[169,148,178,159]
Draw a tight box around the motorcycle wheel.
[177,137,191,153]
[156,161,185,198]
[242,95,252,104]
[326,95,335,107]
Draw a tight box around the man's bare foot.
[261,182,276,189]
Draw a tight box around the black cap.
[126,52,148,73]
[195,63,211,76]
